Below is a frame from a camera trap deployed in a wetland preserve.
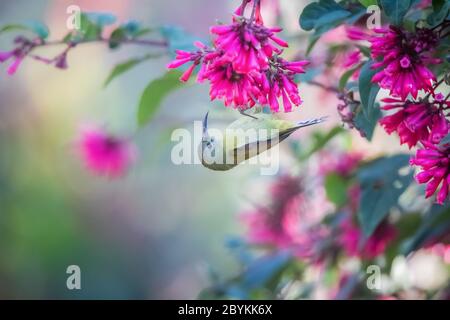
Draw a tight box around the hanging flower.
[410,141,450,204]
[369,26,440,100]
[379,97,450,148]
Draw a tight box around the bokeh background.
[0,0,413,299]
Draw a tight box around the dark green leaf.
[357,155,413,237]
[339,65,360,91]
[241,251,291,289]
[299,0,351,32]
[401,204,450,255]
[137,71,183,127]
[353,105,381,141]
[380,0,412,25]
[325,173,350,206]
[359,60,380,119]
[427,0,450,25]
[108,28,126,49]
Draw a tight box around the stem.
[424,78,445,100]
[250,0,261,22]
[35,37,167,49]
[308,80,340,93]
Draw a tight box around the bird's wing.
[228,116,327,161]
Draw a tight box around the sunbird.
[199,112,327,171]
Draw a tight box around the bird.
[199,112,327,171]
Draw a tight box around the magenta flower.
[205,57,261,108]
[0,50,24,75]
[76,125,137,178]
[166,0,308,112]
[210,22,287,74]
[379,97,450,148]
[370,26,440,100]
[410,141,450,204]
[340,217,397,259]
[255,57,308,112]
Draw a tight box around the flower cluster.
[348,23,450,204]
[369,26,440,100]
[241,175,330,262]
[167,0,308,112]
[76,125,137,178]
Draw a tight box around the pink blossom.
[379,97,449,148]
[76,125,137,178]
[370,26,440,100]
[210,8,287,74]
[205,57,261,108]
[340,217,397,259]
[410,141,450,204]
[166,1,308,112]
[342,50,361,68]
[255,57,308,112]
[0,50,24,75]
[241,175,329,261]
[319,151,363,177]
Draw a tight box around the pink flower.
[76,125,137,178]
[370,26,440,100]
[410,141,450,204]
[342,50,361,68]
[241,175,330,261]
[0,50,24,75]
[319,151,363,177]
[379,97,449,148]
[210,3,287,74]
[205,57,261,108]
[166,0,308,112]
[340,217,397,259]
[255,57,308,112]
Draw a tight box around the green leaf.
[104,57,148,87]
[0,24,28,35]
[401,204,450,255]
[339,65,360,91]
[0,22,49,39]
[358,0,378,7]
[380,0,412,25]
[108,28,126,49]
[357,155,413,237]
[241,252,291,290]
[427,0,450,25]
[353,105,381,141]
[324,173,349,206]
[359,60,380,119]
[299,0,351,32]
[137,71,183,127]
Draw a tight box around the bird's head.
[199,112,217,163]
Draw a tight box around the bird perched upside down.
[199,112,327,171]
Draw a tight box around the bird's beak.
[202,111,209,136]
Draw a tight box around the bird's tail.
[295,116,328,129]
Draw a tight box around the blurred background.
[0,0,413,299]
